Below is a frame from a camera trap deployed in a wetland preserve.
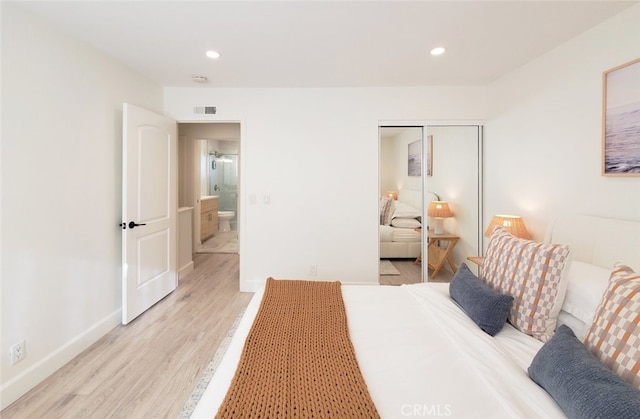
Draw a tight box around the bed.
[379,190,435,259]
[190,214,640,418]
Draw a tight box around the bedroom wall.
[484,3,640,246]
[164,87,487,291]
[0,4,163,408]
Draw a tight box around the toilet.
[218,211,235,232]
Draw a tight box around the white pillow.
[379,197,394,225]
[556,311,589,342]
[390,218,421,229]
[392,201,421,219]
[561,260,610,325]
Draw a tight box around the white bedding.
[191,282,565,418]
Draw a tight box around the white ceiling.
[13,1,637,88]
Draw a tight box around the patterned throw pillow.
[584,263,640,389]
[379,196,394,225]
[481,226,570,342]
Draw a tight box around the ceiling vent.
[192,75,208,83]
[193,106,217,115]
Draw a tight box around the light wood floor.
[2,253,253,419]
[199,230,238,254]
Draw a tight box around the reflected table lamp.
[427,201,453,235]
[484,214,531,239]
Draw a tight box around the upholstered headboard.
[545,214,640,271]
[397,189,422,211]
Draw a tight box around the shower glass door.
[208,153,238,226]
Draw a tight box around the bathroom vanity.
[200,196,219,241]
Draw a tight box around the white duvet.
[191,283,565,419]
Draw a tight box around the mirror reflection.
[379,125,482,284]
[379,127,424,285]
[425,125,481,281]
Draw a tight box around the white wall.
[165,87,487,290]
[485,4,640,244]
[0,4,163,408]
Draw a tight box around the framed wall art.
[602,57,640,176]
[408,139,422,176]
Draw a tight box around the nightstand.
[466,256,485,267]
[426,232,460,279]
[466,256,485,277]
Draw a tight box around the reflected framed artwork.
[602,58,640,176]
[408,140,422,176]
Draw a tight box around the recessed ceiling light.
[430,47,446,56]
[206,50,221,59]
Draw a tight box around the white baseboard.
[0,309,121,410]
[178,261,194,281]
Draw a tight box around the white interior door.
[122,103,177,324]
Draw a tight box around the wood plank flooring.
[2,253,253,419]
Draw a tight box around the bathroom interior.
[177,122,240,255]
[200,140,239,253]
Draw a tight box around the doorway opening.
[177,122,241,255]
[200,143,239,253]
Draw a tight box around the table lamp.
[427,201,453,234]
[484,214,531,239]
[385,191,398,200]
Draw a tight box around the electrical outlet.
[309,264,318,276]
[10,340,26,365]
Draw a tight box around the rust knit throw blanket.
[215,278,380,418]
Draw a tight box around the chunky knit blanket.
[215,278,380,418]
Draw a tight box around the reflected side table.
[426,232,460,279]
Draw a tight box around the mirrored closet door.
[379,124,482,284]
[425,125,482,281]
[379,126,425,285]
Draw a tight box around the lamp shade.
[385,191,398,200]
[427,201,453,218]
[484,214,531,239]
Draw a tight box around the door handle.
[128,221,147,229]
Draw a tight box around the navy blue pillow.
[449,263,513,336]
[529,325,640,419]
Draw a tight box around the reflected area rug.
[380,260,400,275]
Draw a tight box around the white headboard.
[545,214,640,271]
[398,189,422,211]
